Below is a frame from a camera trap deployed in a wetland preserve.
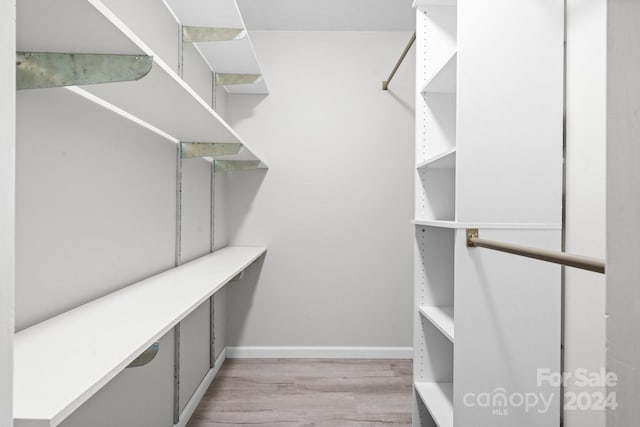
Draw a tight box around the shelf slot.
[126,342,160,368]
[214,160,265,171]
[421,51,457,94]
[417,147,456,169]
[181,142,243,159]
[419,306,454,341]
[415,382,454,427]
[16,52,152,90]
[215,73,263,86]
[182,25,246,42]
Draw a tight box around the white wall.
[225,31,415,350]
[606,0,640,424]
[565,1,607,426]
[0,1,15,425]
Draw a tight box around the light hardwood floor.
[187,358,412,426]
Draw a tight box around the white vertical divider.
[0,1,16,425]
[606,1,640,425]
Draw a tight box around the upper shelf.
[13,246,266,427]
[16,0,262,148]
[413,0,457,7]
[421,51,457,94]
[166,0,268,95]
[417,147,456,169]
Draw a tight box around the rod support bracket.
[466,228,478,247]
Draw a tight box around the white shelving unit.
[14,247,266,427]
[15,0,269,425]
[413,0,564,425]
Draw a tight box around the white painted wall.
[0,1,16,425]
[565,1,607,426]
[606,0,640,424]
[225,31,415,350]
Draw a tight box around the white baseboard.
[174,348,226,427]
[225,346,413,359]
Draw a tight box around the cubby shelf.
[418,306,454,342]
[413,0,457,6]
[166,0,268,95]
[421,51,457,94]
[17,0,266,166]
[417,147,456,169]
[415,382,454,427]
[13,246,266,427]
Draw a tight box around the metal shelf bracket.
[16,52,153,90]
[127,342,160,368]
[181,142,243,159]
[214,160,265,172]
[182,26,246,43]
[215,73,262,87]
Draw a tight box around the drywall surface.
[225,31,415,348]
[606,0,640,425]
[0,1,15,425]
[565,1,607,425]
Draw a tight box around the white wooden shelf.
[412,219,563,230]
[13,246,266,427]
[413,0,457,6]
[417,147,456,169]
[419,306,454,341]
[421,51,457,94]
[17,0,265,163]
[166,0,268,95]
[415,382,454,427]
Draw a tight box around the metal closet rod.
[466,229,605,274]
[382,32,416,90]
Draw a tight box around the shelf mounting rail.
[466,229,605,274]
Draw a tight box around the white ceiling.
[236,0,415,31]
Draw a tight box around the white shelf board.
[415,382,453,427]
[412,219,563,230]
[422,51,457,94]
[417,147,456,169]
[13,246,266,427]
[166,0,269,95]
[413,0,457,6]
[419,306,454,341]
[17,0,262,148]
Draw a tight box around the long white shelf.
[421,51,457,94]
[417,147,456,169]
[413,0,457,6]
[418,306,454,342]
[16,0,265,163]
[166,0,268,95]
[415,382,453,427]
[13,246,266,427]
[412,219,563,230]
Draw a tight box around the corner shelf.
[418,306,454,342]
[166,0,268,95]
[13,246,266,427]
[421,51,457,94]
[415,382,454,427]
[417,147,456,169]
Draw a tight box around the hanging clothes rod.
[466,229,605,274]
[382,32,416,90]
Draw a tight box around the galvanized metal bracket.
[466,228,479,247]
[181,142,243,159]
[215,73,262,86]
[182,26,246,42]
[16,52,153,90]
[214,160,265,172]
[127,342,160,368]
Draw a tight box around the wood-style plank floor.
[187,358,412,426]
